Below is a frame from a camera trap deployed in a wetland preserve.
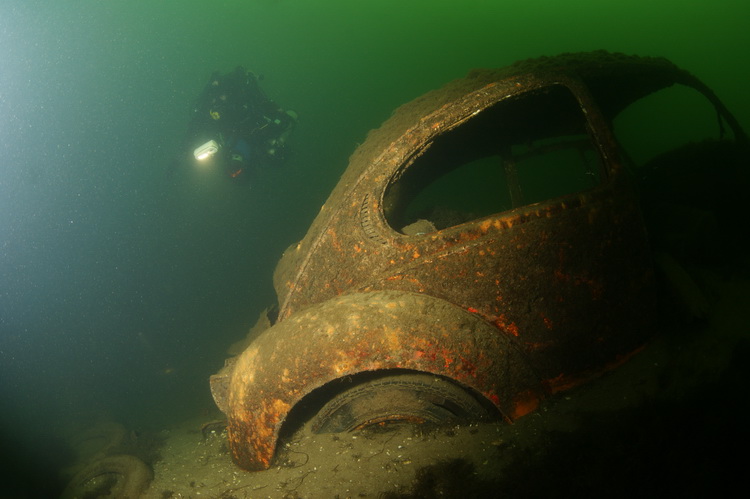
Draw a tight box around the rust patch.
[510,390,541,419]
[225,291,542,471]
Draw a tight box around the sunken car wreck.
[211,51,748,471]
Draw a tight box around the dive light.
[194,140,220,161]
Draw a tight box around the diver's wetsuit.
[186,66,296,181]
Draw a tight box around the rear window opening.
[612,82,747,237]
[383,85,603,235]
[612,83,736,169]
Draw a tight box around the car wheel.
[311,373,491,433]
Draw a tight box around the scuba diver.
[183,66,297,183]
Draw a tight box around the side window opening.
[383,85,602,235]
[511,136,602,206]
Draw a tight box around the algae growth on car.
[207,51,747,472]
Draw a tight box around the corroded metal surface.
[227,291,540,471]
[217,51,749,471]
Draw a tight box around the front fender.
[226,290,542,471]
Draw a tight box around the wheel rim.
[311,373,491,433]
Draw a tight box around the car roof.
[343,51,688,187]
[273,51,742,309]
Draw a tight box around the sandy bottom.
[64,272,750,498]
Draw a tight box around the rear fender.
[226,290,541,471]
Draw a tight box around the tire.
[61,454,153,499]
[311,373,491,433]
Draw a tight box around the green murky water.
[1,1,748,495]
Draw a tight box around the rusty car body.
[210,51,748,471]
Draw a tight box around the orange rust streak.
[494,314,520,337]
[327,228,342,252]
[541,315,554,330]
[544,345,647,394]
[510,390,540,419]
